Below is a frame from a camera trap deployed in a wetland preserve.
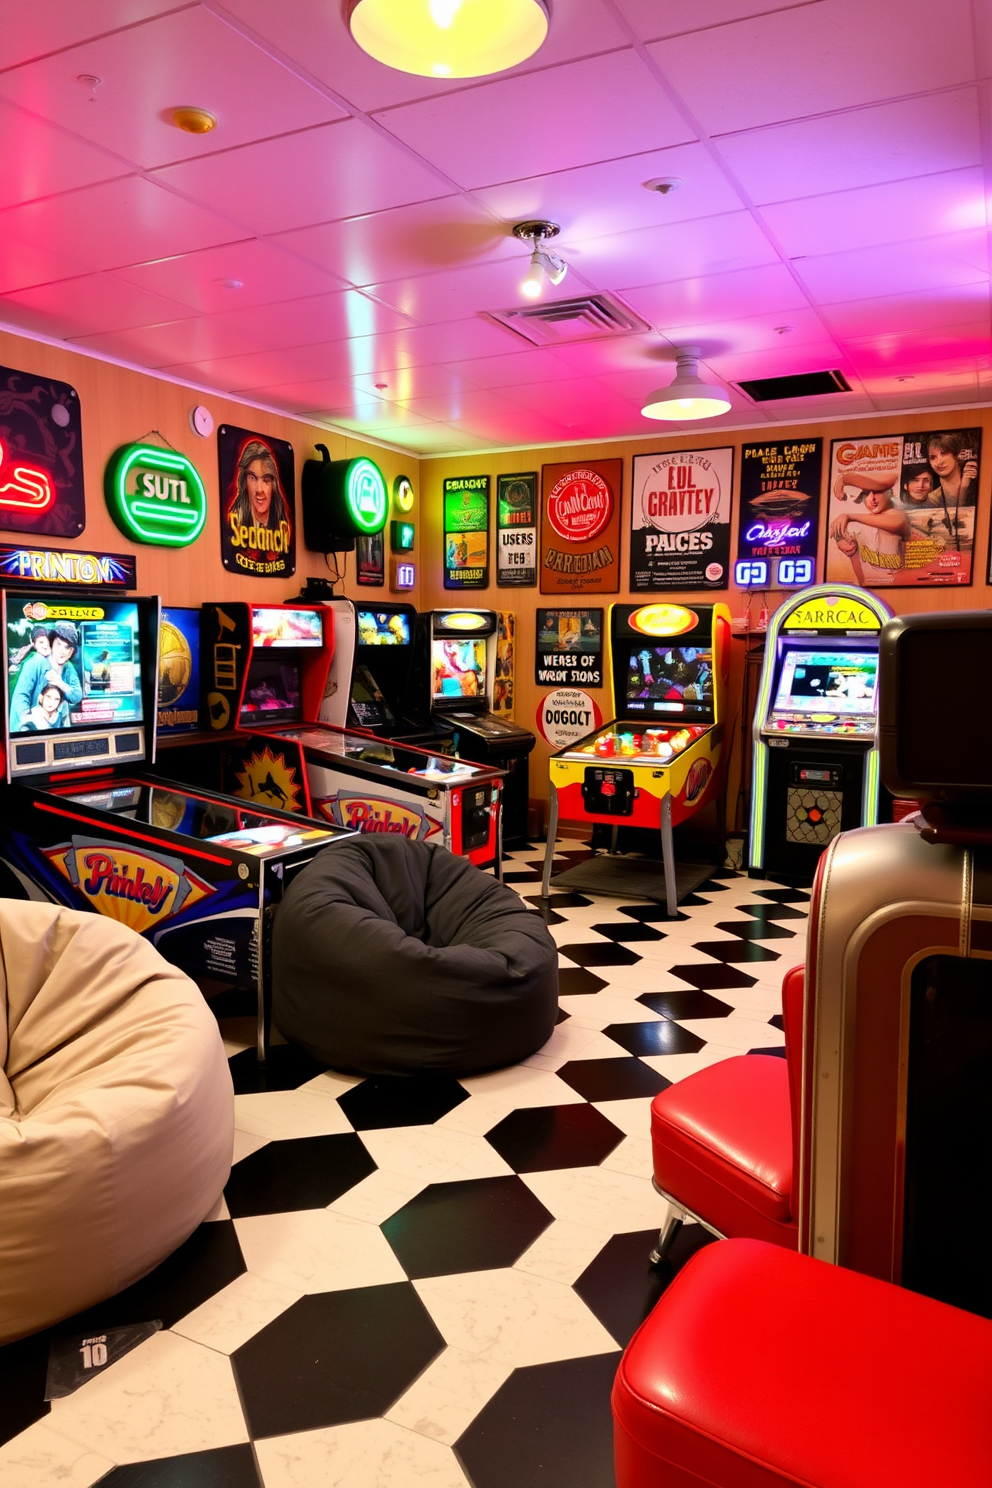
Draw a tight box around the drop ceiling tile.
[548,336,676,377]
[704,340,854,381]
[0,1,178,71]
[759,167,985,259]
[842,319,992,374]
[447,349,586,389]
[273,196,515,289]
[0,271,195,339]
[225,0,631,112]
[571,211,777,289]
[112,239,346,313]
[795,230,989,302]
[365,257,597,326]
[619,262,812,332]
[757,394,877,421]
[0,176,241,275]
[614,0,812,42]
[714,90,983,204]
[0,99,131,210]
[819,284,991,339]
[371,52,696,190]
[0,7,347,171]
[659,306,831,360]
[649,0,975,136]
[151,120,452,236]
[394,387,520,423]
[234,378,389,417]
[350,363,485,401]
[0,233,94,296]
[495,377,639,424]
[473,140,744,244]
[868,375,980,408]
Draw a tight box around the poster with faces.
[827,429,981,588]
[218,424,296,579]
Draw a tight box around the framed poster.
[540,459,622,595]
[356,530,385,586]
[443,475,489,589]
[219,424,296,579]
[827,429,980,588]
[494,610,515,716]
[630,447,733,591]
[496,471,537,587]
[0,364,85,537]
[535,607,603,688]
[736,439,822,590]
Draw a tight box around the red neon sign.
[0,439,54,512]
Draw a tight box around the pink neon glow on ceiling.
[0,0,988,454]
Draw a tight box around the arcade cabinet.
[318,594,428,738]
[801,610,992,1319]
[749,583,892,878]
[197,600,505,872]
[409,608,536,846]
[541,602,732,913]
[0,590,353,1060]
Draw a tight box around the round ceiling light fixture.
[513,220,567,300]
[348,0,549,78]
[171,106,217,134]
[641,346,732,421]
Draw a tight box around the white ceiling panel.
[819,284,992,340]
[0,0,180,72]
[571,211,778,288]
[614,0,817,43]
[0,271,195,340]
[112,238,345,312]
[364,256,597,325]
[0,99,130,210]
[795,230,990,303]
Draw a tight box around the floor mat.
[550,854,715,903]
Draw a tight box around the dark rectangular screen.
[897,630,992,789]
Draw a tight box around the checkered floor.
[0,838,808,1488]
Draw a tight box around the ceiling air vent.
[485,292,650,347]
[737,369,852,402]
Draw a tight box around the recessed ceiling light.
[641,346,731,421]
[348,0,549,78]
[214,277,243,290]
[172,107,217,134]
[643,177,683,196]
[375,382,389,390]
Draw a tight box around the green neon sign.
[105,443,208,548]
[344,458,387,534]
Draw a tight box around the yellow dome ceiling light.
[348,0,549,78]
[171,107,217,134]
[641,346,732,421]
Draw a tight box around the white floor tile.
[328,1169,428,1225]
[520,1165,667,1232]
[172,1272,303,1355]
[235,1209,406,1293]
[415,1267,615,1367]
[513,1218,614,1286]
[0,1423,114,1488]
[256,1418,472,1488]
[385,1347,512,1445]
[558,994,663,1029]
[592,1096,655,1138]
[359,1124,512,1184]
[234,1089,354,1141]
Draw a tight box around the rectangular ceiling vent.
[485,292,650,347]
[737,369,852,402]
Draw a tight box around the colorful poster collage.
[443,475,489,589]
[826,429,981,588]
[496,472,537,587]
[736,439,822,590]
[629,447,733,591]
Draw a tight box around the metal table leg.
[660,791,677,918]
[541,781,560,898]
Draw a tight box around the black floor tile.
[227,1043,328,1095]
[205,988,256,1020]
[668,962,759,991]
[573,1226,717,1348]
[338,1074,469,1130]
[693,878,730,893]
[617,904,688,923]
[0,1332,50,1446]
[738,902,808,921]
[455,1352,621,1488]
[749,1045,787,1058]
[693,938,781,964]
[557,1058,670,1102]
[526,901,565,925]
[557,967,608,997]
[756,886,811,903]
[93,1444,262,1487]
[555,1007,570,1024]
[603,1021,706,1057]
[485,1104,624,1172]
[232,1284,444,1439]
[503,870,542,883]
[589,921,664,943]
[382,1176,553,1278]
[65,1222,245,1335]
[524,893,593,910]
[224,1134,376,1218]
[769,1013,784,1031]
[636,990,733,1020]
[558,941,642,967]
[714,919,796,941]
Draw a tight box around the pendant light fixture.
[641,346,731,421]
[349,0,549,79]
[513,221,567,300]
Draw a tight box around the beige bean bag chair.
[0,900,234,1344]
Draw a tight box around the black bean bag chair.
[271,836,559,1075]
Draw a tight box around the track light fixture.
[641,346,731,421]
[513,221,567,300]
[348,0,549,79]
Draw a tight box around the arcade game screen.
[251,607,323,648]
[774,650,878,715]
[6,599,144,736]
[350,665,396,729]
[357,610,410,647]
[626,645,713,715]
[241,658,301,722]
[432,638,486,701]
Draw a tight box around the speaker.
[302,444,388,552]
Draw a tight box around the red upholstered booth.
[613,1238,992,1488]
[648,966,803,1260]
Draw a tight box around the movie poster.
[535,608,603,688]
[827,429,981,588]
[494,610,515,716]
[496,472,537,587]
[630,447,733,591]
[356,530,385,586]
[443,475,489,589]
[219,424,296,579]
[737,439,822,589]
[0,364,86,537]
[540,460,622,595]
